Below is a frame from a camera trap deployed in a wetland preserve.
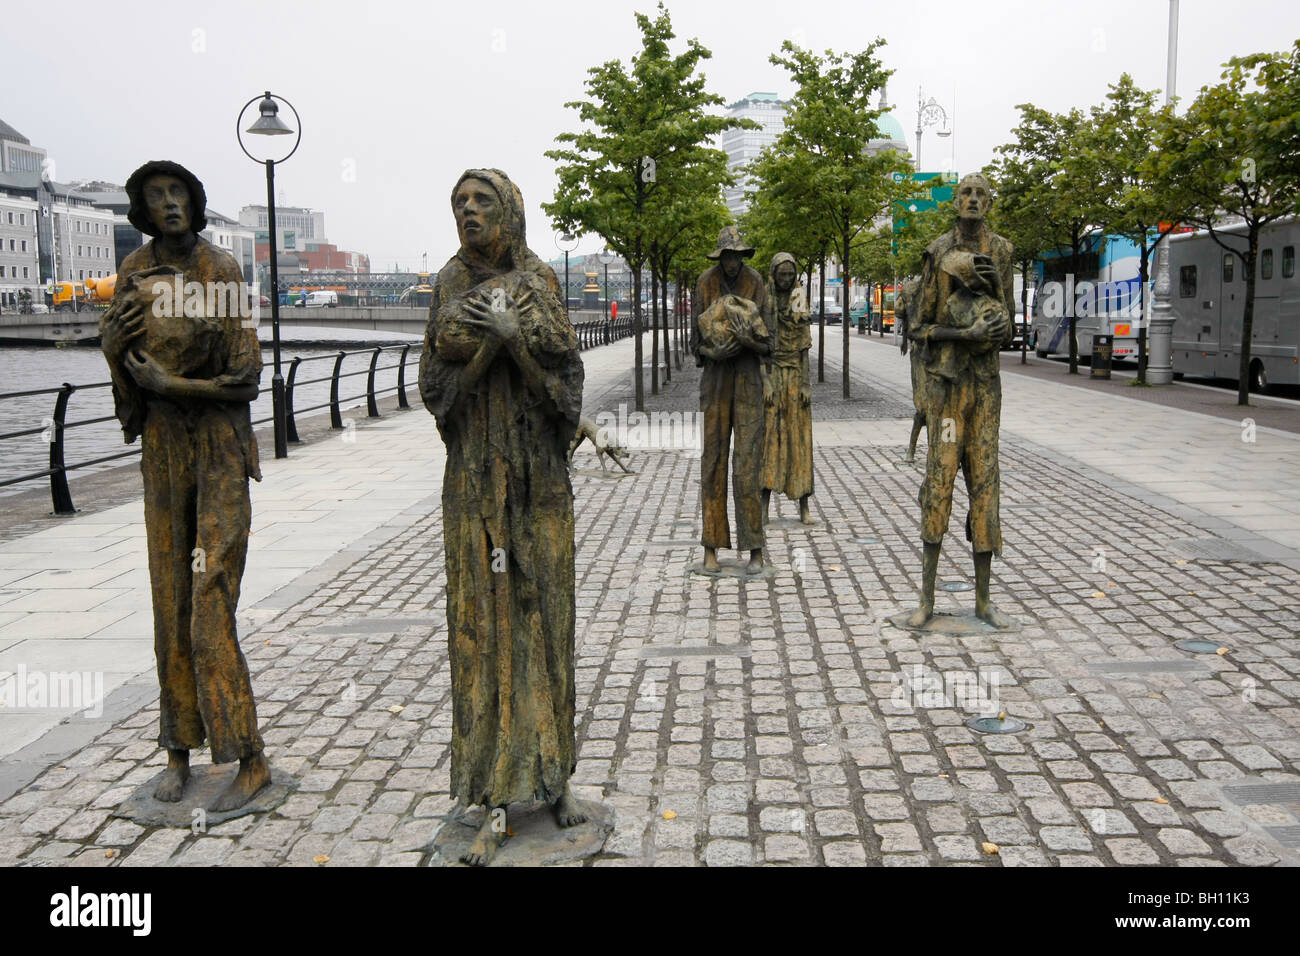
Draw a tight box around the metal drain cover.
[1222,781,1300,806]
[965,715,1030,734]
[1170,537,1270,564]
[1175,639,1226,654]
[940,581,974,592]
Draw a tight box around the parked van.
[304,290,338,308]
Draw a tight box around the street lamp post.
[914,88,951,172]
[237,90,301,460]
[555,231,578,319]
[1148,0,1180,386]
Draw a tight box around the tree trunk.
[661,260,670,383]
[842,232,851,399]
[633,259,644,411]
[1238,234,1258,406]
[817,252,826,384]
[650,265,659,395]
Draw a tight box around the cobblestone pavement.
[1,336,1298,867]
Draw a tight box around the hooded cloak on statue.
[418,168,585,809]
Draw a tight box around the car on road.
[813,297,842,324]
[849,300,869,327]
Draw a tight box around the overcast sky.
[8,0,1297,270]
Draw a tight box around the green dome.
[873,111,908,146]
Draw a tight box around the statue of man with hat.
[690,225,771,575]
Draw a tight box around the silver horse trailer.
[1168,218,1299,391]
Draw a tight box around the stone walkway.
[1,332,1297,866]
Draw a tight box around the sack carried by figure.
[103,265,220,377]
[697,293,768,353]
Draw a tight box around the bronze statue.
[760,252,815,524]
[98,161,269,811]
[896,276,925,462]
[691,226,771,574]
[906,173,1014,629]
[418,169,586,866]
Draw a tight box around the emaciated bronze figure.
[418,169,586,866]
[99,161,269,811]
[691,226,771,574]
[760,252,815,524]
[906,173,1015,629]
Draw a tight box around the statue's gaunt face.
[144,174,191,237]
[774,262,797,291]
[720,250,743,280]
[454,178,503,251]
[956,178,991,223]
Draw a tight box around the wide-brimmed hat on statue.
[706,225,755,260]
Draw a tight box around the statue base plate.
[888,608,1021,636]
[427,799,614,867]
[690,559,779,580]
[113,763,295,828]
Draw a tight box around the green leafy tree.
[648,169,730,384]
[1149,41,1300,403]
[996,105,1109,373]
[986,164,1054,364]
[766,39,911,397]
[544,3,747,410]
[741,145,835,378]
[1084,74,1180,382]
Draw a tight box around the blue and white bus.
[1030,232,1151,362]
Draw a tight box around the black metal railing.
[0,381,138,516]
[574,316,633,350]
[274,344,412,440]
[0,344,418,516]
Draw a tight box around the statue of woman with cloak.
[418,169,586,866]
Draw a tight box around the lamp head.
[247,93,293,136]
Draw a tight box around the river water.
[0,328,423,498]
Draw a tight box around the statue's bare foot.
[976,603,1013,629]
[209,753,270,813]
[702,547,721,574]
[746,549,764,575]
[552,784,588,828]
[904,604,933,628]
[154,752,189,803]
[462,814,504,866]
